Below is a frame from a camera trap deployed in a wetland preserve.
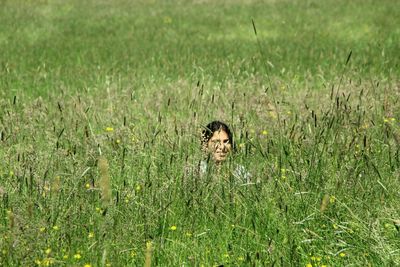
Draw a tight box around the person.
[201,120,233,164]
[200,121,251,183]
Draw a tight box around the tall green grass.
[1,0,399,266]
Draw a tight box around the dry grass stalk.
[98,156,112,205]
[320,194,330,212]
[144,241,153,267]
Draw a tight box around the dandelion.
[105,127,114,132]
[116,139,121,144]
[35,259,42,266]
[262,130,268,135]
[63,255,69,260]
[169,225,177,231]
[339,252,346,257]
[88,232,94,238]
[305,263,312,267]
[45,248,51,255]
[85,183,90,189]
[333,224,338,230]
[40,227,46,232]
[130,250,136,258]
[52,225,59,231]
[9,171,14,176]
[237,256,244,261]
[329,196,336,204]
[84,264,92,267]
[74,253,82,260]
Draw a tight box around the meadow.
[0,0,399,266]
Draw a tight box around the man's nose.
[220,142,226,150]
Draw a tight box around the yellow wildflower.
[63,255,69,260]
[85,183,90,189]
[169,225,177,231]
[105,127,114,132]
[42,258,54,266]
[45,248,51,255]
[262,130,268,135]
[163,16,172,24]
[237,256,244,261]
[52,225,59,231]
[74,253,82,260]
[84,264,92,267]
[40,227,46,232]
[329,196,336,203]
[88,232,94,238]
[339,252,346,257]
[116,139,121,144]
[95,207,103,214]
[306,263,312,267]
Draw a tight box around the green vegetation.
[0,0,399,266]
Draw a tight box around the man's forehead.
[211,131,228,139]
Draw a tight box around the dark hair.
[202,120,233,146]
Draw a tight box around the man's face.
[207,129,232,163]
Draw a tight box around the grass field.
[1,0,400,266]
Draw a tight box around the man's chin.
[214,155,227,162]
